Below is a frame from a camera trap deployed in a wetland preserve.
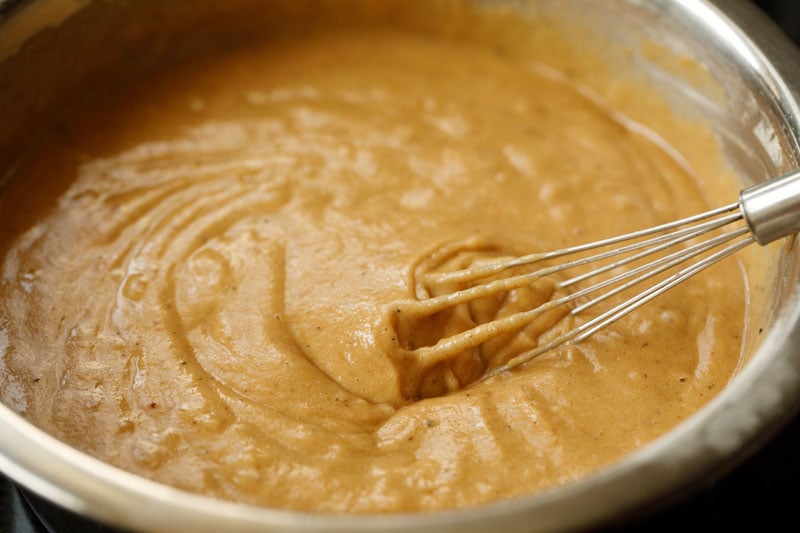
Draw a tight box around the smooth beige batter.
[0,29,744,512]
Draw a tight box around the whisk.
[404,170,800,378]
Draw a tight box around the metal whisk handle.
[740,169,800,245]
[418,169,800,379]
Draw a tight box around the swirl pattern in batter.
[0,30,744,512]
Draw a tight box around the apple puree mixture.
[0,30,744,512]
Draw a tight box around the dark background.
[2,1,800,531]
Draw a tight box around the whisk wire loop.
[495,231,754,374]
[406,170,800,380]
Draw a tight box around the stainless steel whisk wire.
[415,170,800,376]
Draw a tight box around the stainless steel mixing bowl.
[1,0,800,531]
